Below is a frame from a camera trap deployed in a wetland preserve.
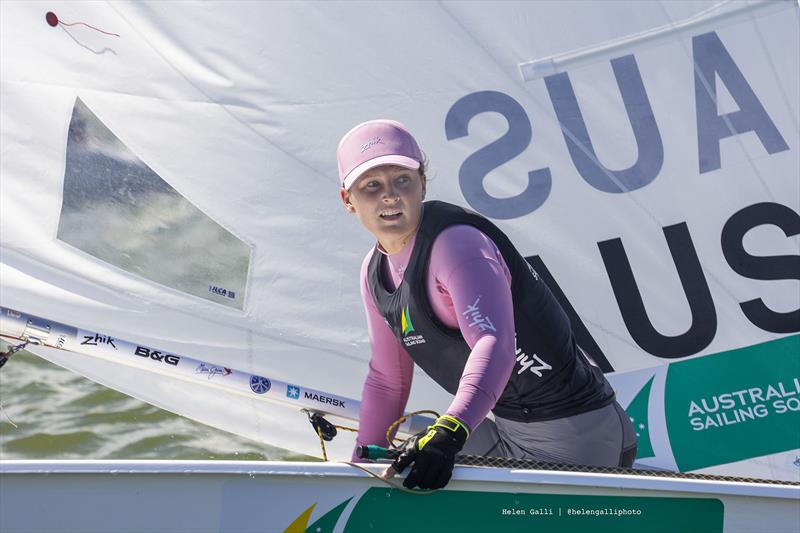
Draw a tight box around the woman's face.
[341,164,426,253]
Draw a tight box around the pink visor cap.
[337,119,423,190]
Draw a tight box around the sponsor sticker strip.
[69,325,362,421]
[1,306,433,438]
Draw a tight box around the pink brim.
[342,155,420,189]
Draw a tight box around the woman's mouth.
[380,210,403,221]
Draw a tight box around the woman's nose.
[382,185,399,201]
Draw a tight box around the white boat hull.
[1,461,797,532]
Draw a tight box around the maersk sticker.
[286,385,300,399]
[304,391,346,408]
[249,375,271,394]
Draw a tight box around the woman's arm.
[429,226,517,432]
[354,249,414,457]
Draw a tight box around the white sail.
[1,1,797,478]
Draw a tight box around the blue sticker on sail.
[286,385,300,399]
[249,375,271,394]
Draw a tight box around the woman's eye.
[397,175,410,184]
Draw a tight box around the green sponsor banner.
[665,334,800,471]
[335,490,722,533]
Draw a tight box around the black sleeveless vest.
[367,201,615,422]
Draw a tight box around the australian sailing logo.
[195,363,232,380]
[81,333,117,349]
[134,346,180,366]
[249,375,272,394]
[401,304,426,347]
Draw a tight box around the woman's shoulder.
[431,224,498,255]
[359,245,378,279]
[429,224,508,282]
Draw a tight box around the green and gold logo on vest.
[401,305,415,335]
[401,305,426,347]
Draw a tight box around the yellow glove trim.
[417,415,470,450]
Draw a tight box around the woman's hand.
[384,415,469,489]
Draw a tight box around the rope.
[0,400,17,428]
[0,339,28,370]
[341,461,438,495]
[306,410,445,493]
[314,423,328,462]
[0,337,24,427]
[0,341,28,357]
[385,409,439,449]
[312,419,358,462]
[311,409,440,465]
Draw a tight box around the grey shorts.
[461,401,637,468]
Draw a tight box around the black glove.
[390,415,469,489]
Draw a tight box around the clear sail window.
[58,98,250,309]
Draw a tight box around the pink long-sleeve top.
[356,224,517,451]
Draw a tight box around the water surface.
[0,347,312,462]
